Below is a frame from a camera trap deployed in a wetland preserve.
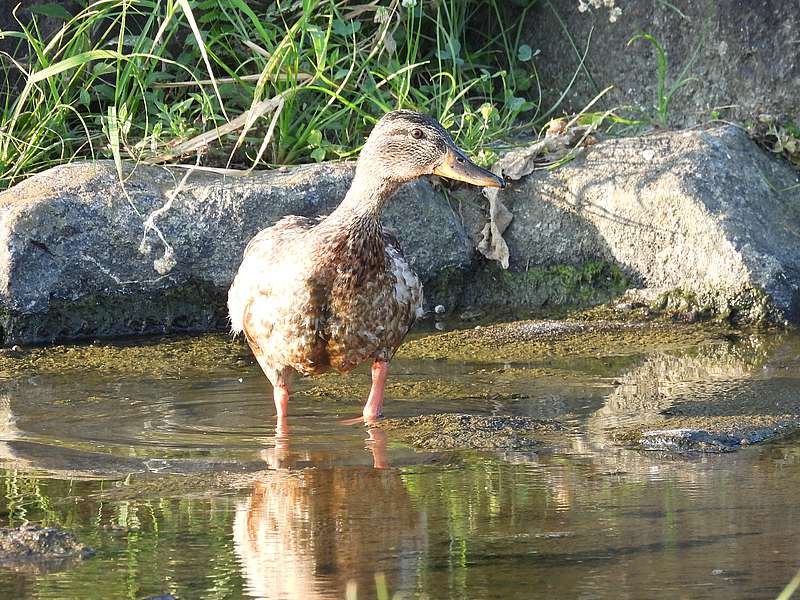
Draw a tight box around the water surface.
[0,327,799,599]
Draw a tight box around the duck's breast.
[326,235,422,372]
[228,216,332,375]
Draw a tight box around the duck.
[228,110,505,424]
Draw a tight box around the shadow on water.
[0,327,799,598]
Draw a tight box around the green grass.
[626,31,700,127]
[0,0,551,191]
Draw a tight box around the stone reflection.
[233,428,425,600]
[576,332,800,476]
[591,333,784,431]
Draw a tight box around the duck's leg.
[362,360,389,420]
[264,365,293,424]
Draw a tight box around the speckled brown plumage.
[229,208,422,380]
[228,110,504,420]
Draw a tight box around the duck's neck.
[330,165,401,222]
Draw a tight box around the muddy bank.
[525,0,799,126]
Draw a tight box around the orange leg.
[362,360,389,421]
[260,363,292,424]
[273,381,289,418]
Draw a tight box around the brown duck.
[228,110,505,424]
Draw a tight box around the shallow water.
[0,326,799,599]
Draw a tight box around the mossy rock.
[0,334,251,380]
[377,413,564,450]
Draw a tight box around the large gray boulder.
[470,125,800,323]
[0,161,471,345]
[2,125,797,346]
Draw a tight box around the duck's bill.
[433,147,506,188]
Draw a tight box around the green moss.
[653,285,780,325]
[2,281,229,346]
[0,334,251,381]
[296,367,555,402]
[377,413,564,450]
[461,260,630,311]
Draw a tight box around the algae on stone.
[0,526,94,573]
[0,334,251,380]
[613,416,800,453]
[378,413,564,450]
[461,260,630,312]
[296,367,555,404]
[399,319,732,363]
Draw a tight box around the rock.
[378,413,563,450]
[0,160,471,345]
[624,425,796,454]
[3,125,797,344]
[524,0,799,126]
[477,125,800,324]
[0,526,94,573]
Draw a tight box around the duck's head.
[357,110,506,189]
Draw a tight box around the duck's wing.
[242,215,320,259]
[383,227,424,325]
[228,215,320,336]
[380,227,424,356]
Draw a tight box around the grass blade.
[175,0,229,122]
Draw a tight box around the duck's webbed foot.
[362,360,389,421]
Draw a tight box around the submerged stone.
[0,526,94,572]
[399,318,727,363]
[0,333,250,380]
[378,413,563,450]
[617,419,800,454]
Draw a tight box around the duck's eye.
[410,128,424,140]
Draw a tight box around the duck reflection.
[233,427,425,600]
